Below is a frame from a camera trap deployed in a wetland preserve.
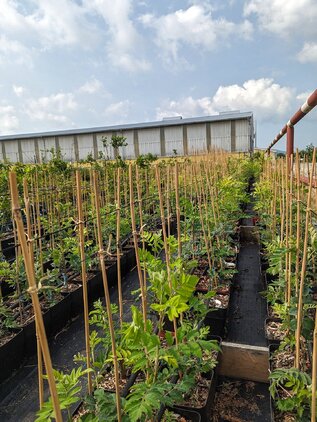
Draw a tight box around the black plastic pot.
[264,317,283,346]
[105,261,117,288]
[86,271,103,301]
[164,407,201,421]
[50,293,72,336]
[265,272,278,284]
[204,304,228,338]
[0,328,24,383]
[1,235,16,259]
[162,315,179,332]
[176,370,217,422]
[1,279,14,298]
[69,284,84,318]
[261,260,269,272]
[122,246,136,274]
[103,369,139,398]
[22,308,51,356]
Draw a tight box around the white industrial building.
[0,112,254,163]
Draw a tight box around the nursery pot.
[105,261,117,288]
[204,295,229,338]
[21,306,51,356]
[264,317,283,346]
[176,370,217,422]
[0,328,24,383]
[86,270,103,301]
[49,292,72,336]
[68,284,84,318]
[121,245,136,275]
[162,407,201,421]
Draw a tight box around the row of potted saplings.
[0,161,239,384]
[255,151,317,422]
[0,187,163,383]
[4,159,241,422]
[34,177,241,422]
[36,225,238,422]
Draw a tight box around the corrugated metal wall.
[235,120,251,152]
[187,123,207,154]
[210,122,231,151]
[164,126,184,156]
[77,134,94,160]
[120,131,135,159]
[1,118,252,163]
[138,128,161,156]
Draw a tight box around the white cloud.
[297,42,317,63]
[12,85,25,97]
[157,96,215,120]
[141,5,253,65]
[244,0,317,39]
[85,0,151,71]
[26,93,77,123]
[78,78,103,94]
[0,105,19,133]
[104,100,132,122]
[0,0,150,72]
[0,35,33,66]
[212,79,293,120]
[157,78,294,122]
[0,0,96,49]
[244,1,317,63]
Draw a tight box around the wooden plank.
[219,342,269,383]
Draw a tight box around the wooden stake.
[311,308,317,422]
[116,167,123,328]
[75,171,92,394]
[166,166,171,238]
[128,164,147,326]
[155,165,178,343]
[175,163,182,258]
[23,178,44,409]
[92,170,122,421]
[135,166,147,312]
[295,148,316,369]
[9,172,62,422]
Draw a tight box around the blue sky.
[0,0,316,150]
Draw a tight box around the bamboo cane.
[193,170,213,279]
[295,148,316,369]
[23,178,44,409]
[116,167,123,328]
[311,306,317,422]
[34,172,43,275]
[9,172,62,421]
[280,159,285,245]
[128,164,147,326]
[92,170,122,421]
[199,168,216,286]
[166,165,171,238]
[155,165,178,343]
[272,167,277,238]
[175,162,182,258]
[75,171,92,394]
[135,166,147,312]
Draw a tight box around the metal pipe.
[267,89,317,154]
[286,124,294,157]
